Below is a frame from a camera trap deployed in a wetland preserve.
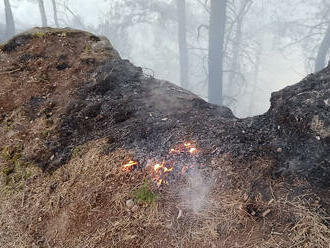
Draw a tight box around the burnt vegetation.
[0,28,329,248]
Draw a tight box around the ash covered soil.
[0,28,329,248]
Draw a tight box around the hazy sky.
[0,0,107,28]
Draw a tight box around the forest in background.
[1,0,330,117]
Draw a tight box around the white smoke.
[180,168,213,213]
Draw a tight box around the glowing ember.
[151,162,173,185]
[156,179,163,186]
[154,163,163,172]
[189,147,197,154]
[169,142,198,155]
[122,141,200,186]
[163,167,173,173]
[122,160,138,172]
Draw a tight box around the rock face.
[0,28,329,248]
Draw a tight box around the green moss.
[2,144,23,158]
[85,43,92,53]
[2,167,14,176]
[72,145,85,159]
[32,32,47,39]
[1,164,37,191]
[133,181,158,205]
[0,145,37,191]
[2,118,14,130]
[1,146,17,161]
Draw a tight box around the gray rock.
[126,199,134,209]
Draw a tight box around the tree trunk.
[247,42,262,116]
[51,0,59,27]
[208,0,227,105]
[38,0,48,27]
[228,17,242,91]
[177,0,189,89]
[228,1,251,92]
[4,0,15,38]
[315,22,330,72]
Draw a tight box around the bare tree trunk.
[315,22,330,72]
[38,0,48,27]
[208,0,227,105]
[177,0,189,89]
[4,0,15,38]
[247,42,262,116]
[228,1,252,91]
[51,0,59,27]
[228,18,242,90]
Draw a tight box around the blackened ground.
[51,56,329,191]
[0,27,328,197]
[1,29,329,248]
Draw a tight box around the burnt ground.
[0,28,329,248]
[56,50,330,188]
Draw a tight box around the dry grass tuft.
[0,141,329,247]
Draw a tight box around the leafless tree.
[38,0,48,27]
[51,0,59,27]
[315,21,330,71]
[4,0,15,38]
[208,0,227,105]
[177,0,189,88]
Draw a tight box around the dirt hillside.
[0,27,329,248]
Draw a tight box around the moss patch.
[84,43,92,53]
[1,145,38,191]
[1,118,14,130]
[72,145,86,159]
[32,32,47,39]
[133,181,158,205]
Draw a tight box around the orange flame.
[122,160,138,172]
[163,167,173,173]
[189,147,197,154]
[122,141,199,186]
[154,163,163,172]
[153,162,173,173]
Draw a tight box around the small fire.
[163,167,173,173]
[154,163,163,172]
[169,142,198,155]
[152,162,173,186]
[122,141,200,186]
[189,147,197,154]
[122,160,138,172]
[156,179,163,186]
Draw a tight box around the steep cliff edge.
[0,28,329,248]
